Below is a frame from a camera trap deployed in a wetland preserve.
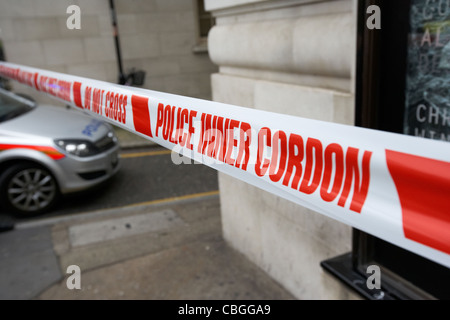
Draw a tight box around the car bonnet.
[0,104,111,142]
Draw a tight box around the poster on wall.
[404,0,450,142]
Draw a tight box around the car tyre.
[0,163,60,217]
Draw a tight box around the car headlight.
[54,139,99,157]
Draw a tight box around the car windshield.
[0,89,35,123]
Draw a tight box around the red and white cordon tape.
[1,62,449,268]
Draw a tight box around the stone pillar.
[206,0,361,299]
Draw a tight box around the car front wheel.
[0,163,59,216]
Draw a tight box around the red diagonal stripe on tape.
[386,150,450,254]
[73,81,83,109]
[33,72,39,90]
[131,95,153,137]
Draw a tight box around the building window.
[193,0,215,53]
[321,0,450,300]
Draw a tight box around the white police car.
[0,88,120,216]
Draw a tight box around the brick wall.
[0,0,217,105]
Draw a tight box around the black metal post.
[109,0,126,85]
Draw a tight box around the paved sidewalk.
[1,195,294,300]
[114,126,156,149]
[0,225,61,299]
[0,126,295,300]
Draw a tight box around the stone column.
[206,0,361,299]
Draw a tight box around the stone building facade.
[0,0,217,105]
[1,0,365,299]
[206,0,361,299]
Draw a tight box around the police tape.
[1,61,449,268]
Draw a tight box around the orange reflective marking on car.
[0,144,65,160]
